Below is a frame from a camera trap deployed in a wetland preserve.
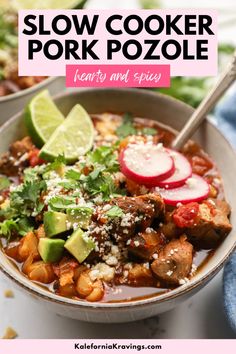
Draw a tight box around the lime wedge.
[12,0,86,9]
[39,104,94,163]
[25,90,64,147]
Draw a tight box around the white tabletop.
[0,270,235,339]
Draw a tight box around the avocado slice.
[38,238,65,263]
[44,211,68,237]
[66,207,92,230]
[64,228,95,263]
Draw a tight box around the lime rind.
[39,104,94,163]
[25,90,64,147]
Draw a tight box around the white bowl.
[0,88,235,323]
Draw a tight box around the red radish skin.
[156,174,210,206]
[119,143,175,187]
[156,149,192,189]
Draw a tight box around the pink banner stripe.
[0,339,236,354]
[66,64,170,87]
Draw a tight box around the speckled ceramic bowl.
[0,88,236,323]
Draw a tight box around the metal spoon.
[172,50,236,150]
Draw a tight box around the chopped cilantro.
[140,127,158,136]
[48,196,92,217]
[88,168,103,180]
[24,165,45,183]
[106,206,124,218]
[10,180,46,217]
[83,170,121,201]
[45,155,66,172]
[116,113,137,138]
[43,155,66,179]
[0,219,18,240]
[0,216,33,240]
[59,180,78,191]
[56,169,81,191]
[48,195,77,211]
[87,145,119,173]
[65,169,81,180]
[0,176,10,191]
[17,217,34,236]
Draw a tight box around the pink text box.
[66,64,170,87]
[18,9,218,77]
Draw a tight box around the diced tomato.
[202,200,217,216]
[1,189,10,199]
[173,202,200,228]
[28,148,45,167]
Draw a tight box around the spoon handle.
[172,50,236,150]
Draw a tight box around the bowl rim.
[0,77,58,103]
[0,87,236,310]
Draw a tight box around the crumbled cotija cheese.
[105,256,118,266]
[120,213,132,227]
[145,227,154,234]
[89,269,100,281]
[111,245,120,257]
[89,263,115,282]
[103,204,111,212]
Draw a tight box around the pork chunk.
[186,200,231,248]
[0,137,34,176]
[151,236,193,285]
[116,263,157,287]
[173,200,232,249]
[10,136,34,158]
[128,230,166,261]
[160,200,232,249]
[109,194,165,241]
[92,194,165,243]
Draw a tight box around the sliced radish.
[119,143,175,187]
[156,149,192,189]
[156,174,209,206]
